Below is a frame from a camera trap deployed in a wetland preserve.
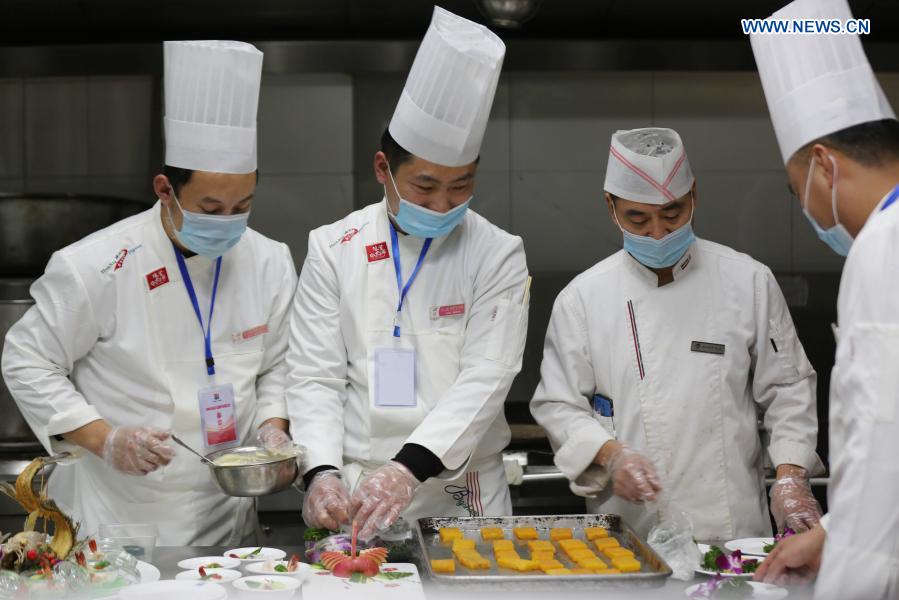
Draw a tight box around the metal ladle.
[170,434,216,466]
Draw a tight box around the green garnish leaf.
[701,546,724,571]
[274,564,288,573]
[376,571,414,581]
[246,581,261,589]
[349,572,370,584]
[304,528,333,542]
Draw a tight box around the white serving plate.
[725,537,775,557]
[177,555,241,570]
[175,568,242,583]
[685,580,787,599]
[245,560,311,581]
[223,547,287,562]
[232,575,300,598]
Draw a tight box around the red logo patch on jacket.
[366,242,390,263]
[145,267,169,291]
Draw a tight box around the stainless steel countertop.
[151,546,817,599]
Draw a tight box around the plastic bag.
[647,506,700,581]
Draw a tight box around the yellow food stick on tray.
[496,554,519,570]
[458,553,491,570]
[546,568,573,576]
[566,548,595,560]
[531,551,555,561]
[513,527,539,540]
[594,537,620,550]
[571,568,593,575]
[576,558,608,570]
[480,527,505,541]
[452,539,477,553]
[431,558,456,573]
[558,539,587,550]
[495,550,520,562]
[549,528,573,540]
[611,557,641,573]
[516,559,540,572]
[604,547,635,559]
[594,568,622,575]
[439,527,464,543]
[584,527,609,540]
[537,559,565,571]
[493,540,515,552]
[528,540,555,553]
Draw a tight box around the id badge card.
[374,347,416,408]
[199,383,239,448]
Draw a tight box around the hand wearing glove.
[102,426,175,476]
[769,470,822,532]
[256,422,293,451]
[302,470,351,531]
[350,461,419,542]
[602,445,662,503]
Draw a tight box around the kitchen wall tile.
[258,74,353,175]
[25,78,89,177]
[691,170,792,272]
[653,72,783,172]
[0,79,24,178]
[511,170,618,272]
[509,72,653,172]
[252,173,354,266]
[87,76,153,177]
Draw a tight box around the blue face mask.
[386,167,470,238]
[802,155,853,257]
[614,195,696,269]
[166,192,250,259]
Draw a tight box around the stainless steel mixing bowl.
[205,446,299,497]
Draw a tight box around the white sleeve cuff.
[254,398,289,430]
[554,421,613,483]
[768,440,825,476]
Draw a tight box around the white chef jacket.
[531,238,822,540]
[815,186,899,600]
[1,202,296,545]
[287,199,528,519]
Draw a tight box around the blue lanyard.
[172,242,222,376]
[390,223,432,337]
[880,184,899,212]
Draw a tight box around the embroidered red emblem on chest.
[145,267,170,290]
[366,242,390,263]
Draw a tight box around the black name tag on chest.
[691,341,725,355]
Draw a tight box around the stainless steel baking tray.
[415,514,671,589]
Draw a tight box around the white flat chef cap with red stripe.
[603,127,694,205]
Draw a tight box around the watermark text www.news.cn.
[742,18,870,35]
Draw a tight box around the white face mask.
[801,155,853,257]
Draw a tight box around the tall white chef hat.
[388,6,505,167]
[164,40,263,174]
[603,128,694,205]
[750,0,895,164]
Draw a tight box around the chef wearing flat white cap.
[287,6,528,541]
[2,40,298,545]
[750,1,899,597]
[531,127,823,540]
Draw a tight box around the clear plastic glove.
[350,461,419,542]
[101,426,175,476]
[603,446,662,503]
[302,470,351,531]
[647,506,699,581]
[769,474,822,532]
[256,423,292,451]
